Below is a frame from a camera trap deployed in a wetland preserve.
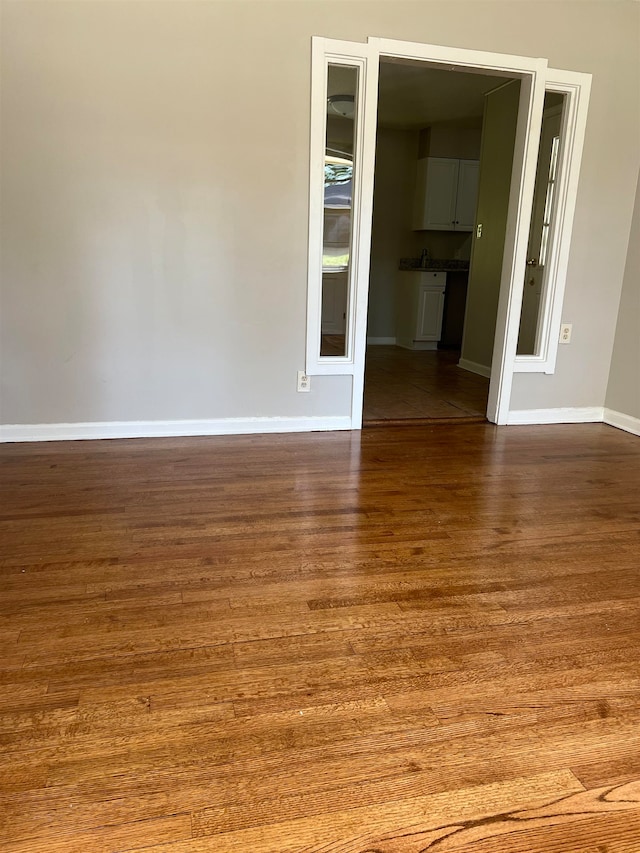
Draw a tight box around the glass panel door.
[320,64,359,357]
[517,93,566,355]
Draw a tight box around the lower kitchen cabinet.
[439,270,469,349]
[396,271,446,350]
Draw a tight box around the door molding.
[513,69,592,374]
[305,37,591,427]
[305,38,379,377]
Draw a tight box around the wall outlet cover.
[559,323,572,344]
[297,371,311,392]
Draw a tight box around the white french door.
[305,36,590,427]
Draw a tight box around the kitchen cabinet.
[396,271,446,350]
[412,157,479,232]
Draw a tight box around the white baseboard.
[603,407,640,437]
[367,336,396,345]
[458,358,492,378]
[396,340,438,351]
[5,408,637,444]
[0,416,352,444]
[507,406,604,425]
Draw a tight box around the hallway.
[363,346,489,424]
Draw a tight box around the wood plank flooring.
[1,423,640,852]
[363,347,489,424]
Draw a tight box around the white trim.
[8,410,638,443]
[486,69,547,424]
[7,410,638,443]
[397,340,438,351]
[305,37,379,380]
[0,416,352,444]
[347,44,379,428]
[350,370,364,432]
[458,358,492,379]
[367,336,396,345]
[374,39,548,428]
[507,407,603,425]
[603,408,640,438]
[309,38,548,429]
[514,68,592,375]
[372,38,549,76]
[304,38,591,432]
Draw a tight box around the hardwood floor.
[2,423,640,852]
[363,347,489,424]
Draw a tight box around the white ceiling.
[377,59,509,129]
[327,59,512,130]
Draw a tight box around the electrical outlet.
[297,370,311,392]
[559,323,572,344]
[476,223,483,239]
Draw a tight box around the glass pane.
[320,64,358,357]
[517,93,566,356]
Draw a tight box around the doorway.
[305,38,591,429]
[363,61,519,425]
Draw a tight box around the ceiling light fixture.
[327,94,355,118]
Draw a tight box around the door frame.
[517,103,563,356]
[513,69,591,374]
[305,36,590,427]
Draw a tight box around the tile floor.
[363,346,489,424]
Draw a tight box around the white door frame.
[305,37,590,427]
[513,69,591,374]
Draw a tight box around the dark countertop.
[398,257,470,272]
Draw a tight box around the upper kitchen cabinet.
[412,157,479,231]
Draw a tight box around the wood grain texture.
[1,422,640,851]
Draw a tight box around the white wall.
[461,80,520,372]
[421,121,483,160]
[606,173,640,421]
[1,1,639,430]
[1,0,352,426]
[368,127,418,340]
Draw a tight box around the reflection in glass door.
[320,65,358,356]
[517,93,565,355]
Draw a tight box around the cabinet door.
[455,160,480,231]
[413,158,458,230]
[416,284,446,341]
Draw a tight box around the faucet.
[420,247,431,268]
